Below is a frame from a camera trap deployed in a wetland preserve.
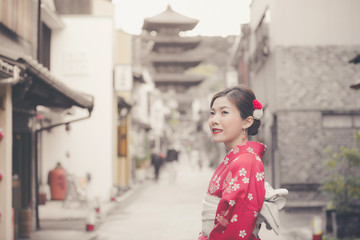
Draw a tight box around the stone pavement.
[27,183,149,240]
[28,159,320,240]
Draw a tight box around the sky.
[112,0,252,37]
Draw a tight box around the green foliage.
[322,132,360,213]
[323,236,338,240]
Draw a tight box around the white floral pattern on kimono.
[198,141,266,240]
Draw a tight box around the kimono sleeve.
[208,154,265,240]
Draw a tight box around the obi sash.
[253,182,288,238]
[201,193,221,237]
[201,182,288,238]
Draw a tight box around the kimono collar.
[227,141,266,160]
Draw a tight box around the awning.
[117,96,132,118]
[132,68,145,83]
[117,96,132,110]
[7,55,94,112]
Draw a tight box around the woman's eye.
[222,111,229,114]
[209,111,215,116]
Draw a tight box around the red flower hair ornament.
[253,99,263,120]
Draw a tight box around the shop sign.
[114,65,132,91]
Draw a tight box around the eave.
[153,73,204,86]
[6,55,94,112]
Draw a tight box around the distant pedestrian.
[190,149,201,170]
[198,85,266,240]
[151,151,164,182]
[166,147,178,183]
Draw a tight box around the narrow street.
[95,158,213,240]
[93,156,317,240]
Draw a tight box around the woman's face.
[208,96,250,150]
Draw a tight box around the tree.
[322,131,360,213]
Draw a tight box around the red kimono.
[199,141,266,240]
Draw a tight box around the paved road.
[95,160,212,240]
[94,159,316,240]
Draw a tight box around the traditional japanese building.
[0,1,95,238]
[136,5,206,153]
[229,0,360,210]
[141,5,205,93]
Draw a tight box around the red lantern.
[48,163,67,200]
[0,128,4,140]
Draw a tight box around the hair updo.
[210,85,261,136]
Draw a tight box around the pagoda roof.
[142,35,201,51]
[144,35,201,44]
[153,42,200,51]
[150,53,203,67]
[142,5,199,32]
[153,73,205,86]
[152,36,201,48]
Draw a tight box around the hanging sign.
[114,65,133,91]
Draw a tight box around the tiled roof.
[4,55,94,111]
[142,5,198,31]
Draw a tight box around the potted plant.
[322,132,360,238]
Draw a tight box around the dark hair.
[210,85,261,136]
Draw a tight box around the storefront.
[0,54,94,239]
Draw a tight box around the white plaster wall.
[270,0,360,46]
[41,16,114,202]
[249,0,270,56]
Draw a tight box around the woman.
[199,85,266,240]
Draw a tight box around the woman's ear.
[243,116,254,129]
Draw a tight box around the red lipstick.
[212,128,222,134]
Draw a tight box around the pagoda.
[142,5,205,92]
